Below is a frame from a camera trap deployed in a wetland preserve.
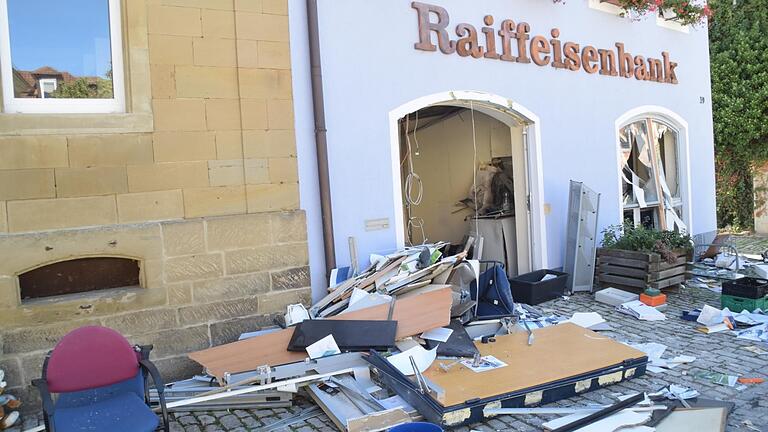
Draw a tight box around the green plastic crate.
[721,294,768,312]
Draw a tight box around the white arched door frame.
[388,90,549,270]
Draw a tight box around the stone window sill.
[0,112,153,136]
[20,285,144,307]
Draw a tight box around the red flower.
[703,4,713,16]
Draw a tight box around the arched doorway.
[388,91,548,273]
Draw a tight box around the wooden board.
[597,248,688,263]
[597,274,648,289]
[598,263,686,282]
[423,323,646,407]
[189,287,452,380]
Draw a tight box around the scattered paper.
[343,290,392,314]
[627,343,695,373]
[697,304,731,326]
[565,312,606,329]
[628,342,668,373]
[744,345,768,355]
[734,311,768,326]
[306,334,341,359]
[461,355,508,373]
[387,345,437,376]
[617,300,666,321]
[420,327,454,342]
[668,355,696,366]
[735,323,768,342]
[285,304,310,326]
[657,384,700,401]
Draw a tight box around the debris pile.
[151,243,660,430]
[0,370,21,430]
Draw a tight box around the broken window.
[619,118,685,231]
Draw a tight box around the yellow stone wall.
[0,0,310,405]
[0,0,298,232]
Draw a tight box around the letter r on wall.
[412,2,456,54]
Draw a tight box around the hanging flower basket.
[610,0,712,26]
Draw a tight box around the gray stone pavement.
[731,233,768,257]
[8,283,767,431]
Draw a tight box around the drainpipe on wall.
[306,0,336,275]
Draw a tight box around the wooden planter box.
[596,248,690,291]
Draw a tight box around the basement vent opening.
[19,257,141,301]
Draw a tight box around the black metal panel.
[287,320,397,352]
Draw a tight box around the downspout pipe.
[306,0,336,275]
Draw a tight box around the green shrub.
[601,224,692,263]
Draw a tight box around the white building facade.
[288,0,717,300]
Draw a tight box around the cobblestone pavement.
[9,285,768,432]
[731,233,768,257]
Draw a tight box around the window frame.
[615,108,692,232]
[0,0,126,114]
[38,77,57,99]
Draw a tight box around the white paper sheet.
[306,335,341,360]
[565,312,607,329]
[285,304,310,326]
[387,345,437,376]
[343,290,392,314]
[697,304,728,326]
[420,327,454,342]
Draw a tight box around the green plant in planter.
[601,223,693,263]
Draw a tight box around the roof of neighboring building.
[12,66,99,98]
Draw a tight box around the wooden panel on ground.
[189,286,452,380]
[422,323,646,407]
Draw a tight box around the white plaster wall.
[290,0,717,275]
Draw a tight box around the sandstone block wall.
[0,212,310,409]
[0,0,310,410]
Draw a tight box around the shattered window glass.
[619,119,685,232]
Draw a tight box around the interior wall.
[404,110,520,244]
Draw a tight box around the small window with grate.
[19,257,140,301]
